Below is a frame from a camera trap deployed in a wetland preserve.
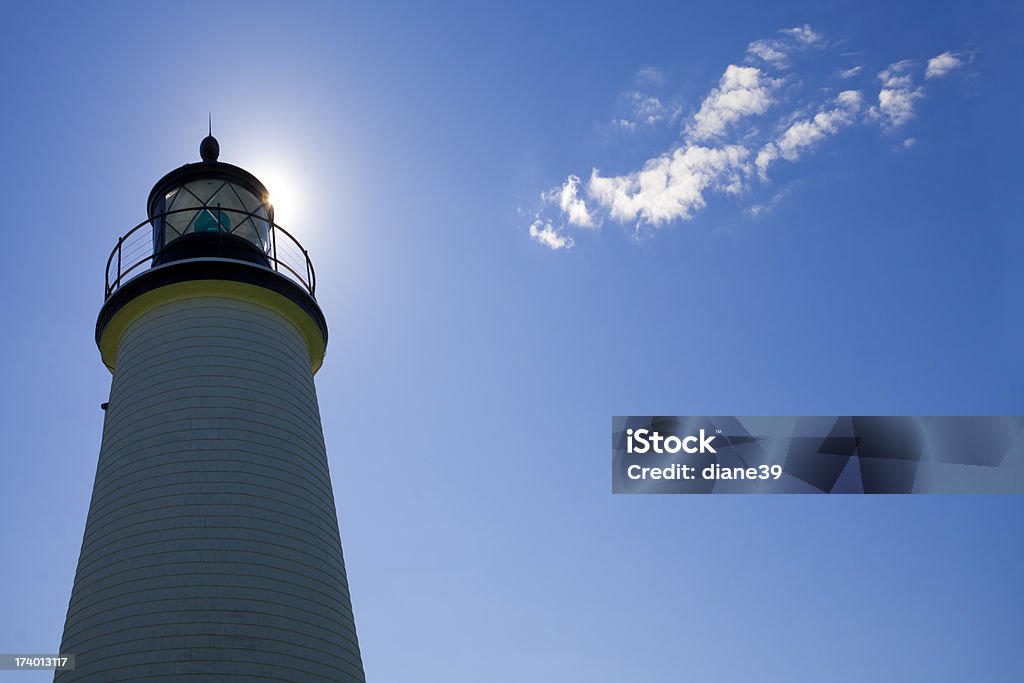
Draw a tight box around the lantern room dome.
[147,137,274,267]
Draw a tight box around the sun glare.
[258,165,304,230]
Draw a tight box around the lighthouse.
[55,135,366,681]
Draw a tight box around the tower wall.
[56,291,365,681]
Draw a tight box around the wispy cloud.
[609,67,682,131]
[529,219,574,250]
[635,66,666,86]
[747,40,790,68]
[526,26,968,249]
[543,174,596,228]
[926,51,964,79]
[746,181,799,218]
[781,24,824,46]
[745,23,825,69]
[614,92,680,130]
[756,90,863,176]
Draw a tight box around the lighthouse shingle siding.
[56,294,365,682]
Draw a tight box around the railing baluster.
[115,236,123,293]
[304,249,310,291]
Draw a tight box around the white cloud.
[746,24,826,69]
[876,88,921,127]
[755,90,863,177]
[926,51,963,79]
[547,175,596,228]
[619,92,679,128]
[588,145,749,225]
[609,70,682,130]
[755,143,778,178]
[781,24,823,46]
[687,65,778,141]
[529,219,574,250]
[870,61,923,128]
[747,40,790,68]
[777,91,863,159]
[527,27,968,248]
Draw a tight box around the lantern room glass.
[152,178,271,254]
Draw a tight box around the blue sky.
[1,1,1022,680]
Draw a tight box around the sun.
[257,164,305,230]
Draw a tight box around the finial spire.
[208,113,212,137]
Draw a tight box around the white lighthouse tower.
[55,134,366,681]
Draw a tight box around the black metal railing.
[104,207,316,299]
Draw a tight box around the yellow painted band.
[98,279,327,374]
